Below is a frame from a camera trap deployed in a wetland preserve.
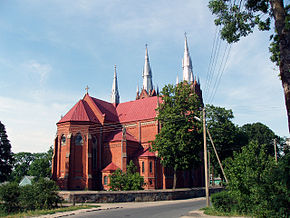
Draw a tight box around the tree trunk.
[173,170,177,190]
[270,0,290,132]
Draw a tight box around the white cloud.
[24,60,51,84]
[0,94,76,153]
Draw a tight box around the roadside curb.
[36,206,122,218]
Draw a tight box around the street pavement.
[37,197,245,218]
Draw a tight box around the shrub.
[109,161,144,191]
[19,184,36,211]
[0,182,21,213]
[33,178,62,210]
[211,191,236,213]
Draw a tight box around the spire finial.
[142,44,153,93]
[85,85,89,94]
[111,65,120,105]
[182,33,193,82]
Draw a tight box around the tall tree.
[10,152,35,182]
[241,122,278,156]
[206,105,247,180]
[28,146,53,180]
[208,0,290,131]
[152,82,203,189]
[0,121,13,182]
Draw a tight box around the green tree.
[223,141,289,217]
[109,161,144,191]
[152,82,203,189]
[10,147,53,182]
[206,105,247,180]
[241,122,279,156]
[9,152,35,183]
[28,146,53,180]
[208,0,290,132]
[0,121,14,182]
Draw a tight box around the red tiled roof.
[102,162,119,172]
[104,130,138,142]
[91,97,119,122]
[58,100,99,123]
[116,96,161,123]
[139,148,156,157]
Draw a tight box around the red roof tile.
[116,96,161,123]
[102,162,119,172]
[58,100,99,123]
[91,97,119,122]
[104,130,138,142]
[139,148,156,157]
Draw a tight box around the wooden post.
[274,138,278,163]
[207,128,228,183]
[203,108,210,207]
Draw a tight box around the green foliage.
[10,146,53,182]
[211,191,236,213]
[241,122,278,157]
[221,141,289,217]
[32,178,61,210]
[206,105,246,179]
[208,0,289,67]
[0,179,61,213]
[19,184,36,211]
[109,161,144,191]
[0,182,20,213]
[0,121,14,182]
[152,83,202,188]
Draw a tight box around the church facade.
[51,36,204,190]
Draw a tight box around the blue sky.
[0,0,288,153]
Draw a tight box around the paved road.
[69,198,206,218]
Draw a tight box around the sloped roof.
[139,148,156,157]
[104,130,138,142]
[91,97,119,122]
[117,96,161,123]
[58,100,99,123]
[102,162,119,172]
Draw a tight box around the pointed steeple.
[111,65,120,105]
[142,44,153,93]
[182,33,193,82]
[176,75,179,85]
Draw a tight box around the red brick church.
[52,36,204,190]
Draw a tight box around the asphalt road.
[69,198,206,218]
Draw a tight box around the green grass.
[0,204,100,217]
[201,206,251,217]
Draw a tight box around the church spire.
[142,44,153,93]
[182,33,193,82]
[111,65,120,105]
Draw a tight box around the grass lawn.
[0,204,100,217]
[200,207,250,217]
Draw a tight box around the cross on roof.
[85,85,89,94]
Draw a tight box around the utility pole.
[274,138,278,163]
[203,108,210,207]
[207,128,228,183]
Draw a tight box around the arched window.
[75,133,83,145]
[149,161,152,173]
[142,162,145,173]
[104,176,108,185]
[61,135,66,146]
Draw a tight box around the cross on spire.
[85,85,89,94]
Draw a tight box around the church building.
[51,36,203,190]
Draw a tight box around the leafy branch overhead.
[208,0,290,132]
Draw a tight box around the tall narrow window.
[104,176,108,185]
[142,162,145,173]
[61,135,66,146]
[75,133,83,146]
[149,161,152,173]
